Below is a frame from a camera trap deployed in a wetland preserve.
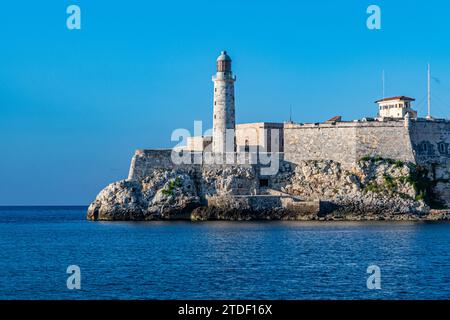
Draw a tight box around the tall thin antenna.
[382,69,385,99]
[289,105,292,123]
[427,63,431,119]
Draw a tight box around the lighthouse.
[212,51,236,153]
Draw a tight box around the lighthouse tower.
[212,51,236,153]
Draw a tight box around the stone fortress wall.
[128,149,280,181]
[128,149,175,180]
[129,117,450,176]
[283,118,416,169]
[284,117,450,175]
[128,117,450,207]
[409,119,450,177]
[409,119,450,206]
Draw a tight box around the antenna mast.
[289,105,292,123]
[382,69,385,99]
[427,63,431,119]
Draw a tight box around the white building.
[376,96,417,119]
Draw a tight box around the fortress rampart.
[130,118,450,178]
[284,118,450,173]
[283,119,416,169]
[128,149,279,181]
[128,118,450,207]
[409,119,450,176]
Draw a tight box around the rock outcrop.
[87,159,445,221]
[87,169,200,221]
[282,159,427,216]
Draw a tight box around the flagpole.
[427,63,431,119]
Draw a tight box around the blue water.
[0,207,449,300]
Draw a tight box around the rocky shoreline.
[87,159,449,221]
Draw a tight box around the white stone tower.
[212,51,236,153]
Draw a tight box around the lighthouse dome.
[217,51,231,61]
[216,51,232,72]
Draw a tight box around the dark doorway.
[259,179,269,187]
[244,139,250,152]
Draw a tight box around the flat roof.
[236,122,284,128]
[375,96,415,103]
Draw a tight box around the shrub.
[396,176,407,184]
[161,176,183,196]
[407,167,446,208]
[365,182,381,193]
[174,176,183,187]
[415,192,425,201]
[394,160,404,168]
[383,174,396,191]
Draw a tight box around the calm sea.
[0,206,449,300]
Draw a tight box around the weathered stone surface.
[87,159,448,221]
[283,121,416,170]
[190,196,321,221]
[427,209,450,220]
[88,169,200,221]
[283,159,427,216]
[87,180,145,221]
[200,166,259,196]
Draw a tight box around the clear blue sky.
[1,0,450,205]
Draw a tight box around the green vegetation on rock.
[383,174,395,192]
[359,156,405,167]
[406,166,445,208]
[162,176,183,196]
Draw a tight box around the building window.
[438,142,448,154]
[244,139,249,152]
[418,141,435,155]
[421,143,427,152]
